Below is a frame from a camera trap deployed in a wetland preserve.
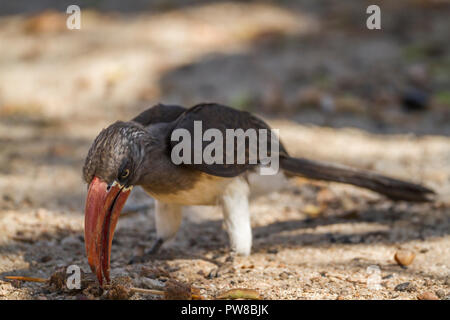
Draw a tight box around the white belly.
[144,170,289,205]
[144,173,234,206]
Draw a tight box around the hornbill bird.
[83,103,435,285]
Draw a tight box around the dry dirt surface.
[0,1,449,300]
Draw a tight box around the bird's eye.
[121,169,130,179]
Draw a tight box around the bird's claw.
[128,255,146,265]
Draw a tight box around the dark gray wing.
[131,103,186,126]
[170,103,288,177]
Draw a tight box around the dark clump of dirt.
[164,280,193,300]
[103,276,134,300]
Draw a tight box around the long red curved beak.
[84,177,131,286]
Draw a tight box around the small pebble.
[394,250,416,267]
[279,272,290,280]
[40,255,52,263]
[401,88,429,111]
[320,94,336,113]
[141,278,164,289]
[61,236,81,247]
[435,290,446,298]
[444,276,450,287]
[394,282,416,292]
[417,292,439,300]
[340,289,351,296]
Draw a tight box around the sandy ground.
[0,1,449,299]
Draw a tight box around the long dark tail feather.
[280,157,435,202]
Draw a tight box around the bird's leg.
[129,201,183,264]
[147,237,164,254]
[221,177,252,257]
[208,179,251,278]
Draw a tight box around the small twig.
[326,273,366,285]
[5,276,167,294]
[11,236,35,244]
[6,277,164,295]
[5,276,48,283]
[130,287,164,295]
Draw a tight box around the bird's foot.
[128,238,164,264]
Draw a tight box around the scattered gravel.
[0,0,449,300]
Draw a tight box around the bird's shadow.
[173,199,446,252]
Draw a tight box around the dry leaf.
[217,288,261,300]
[191,287,206,300]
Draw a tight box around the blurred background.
[0,0,449,300]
